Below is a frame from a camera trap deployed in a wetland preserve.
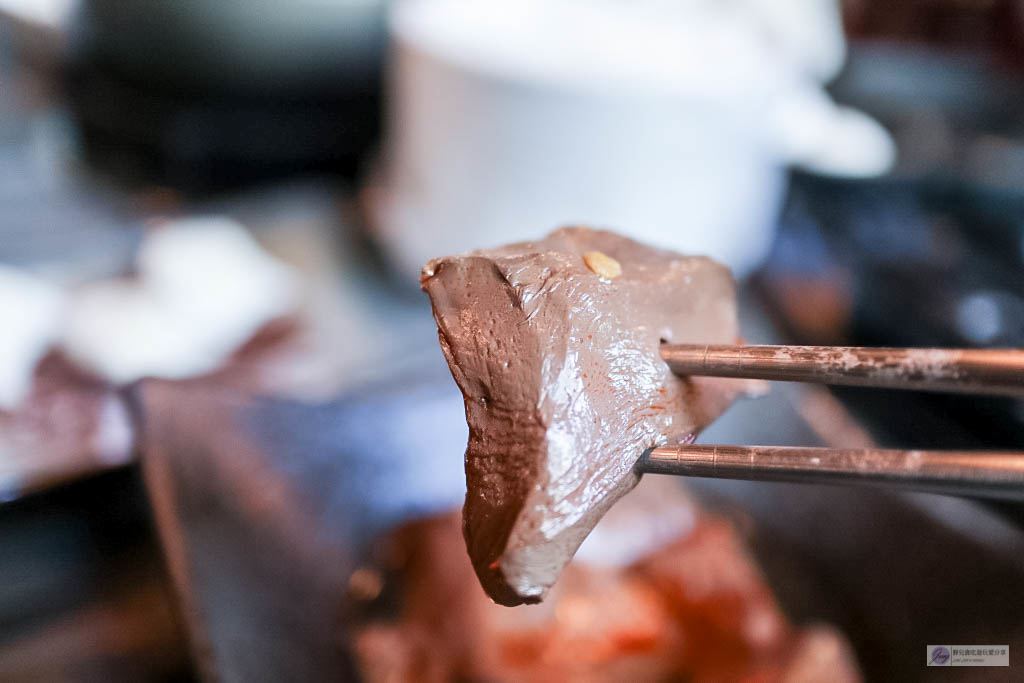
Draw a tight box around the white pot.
[369,0,894,279]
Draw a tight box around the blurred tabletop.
[3,10,1024,682]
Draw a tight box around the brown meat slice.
[0,353,133,497]
[421,227,748,605]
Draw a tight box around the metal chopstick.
[638,444,1024,501]
[660,344,1024,397]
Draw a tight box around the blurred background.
[1,0,1023,680]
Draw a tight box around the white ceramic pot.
[368,0,894,279]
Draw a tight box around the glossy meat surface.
[422,227,746,604]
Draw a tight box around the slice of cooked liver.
[422,227,746,605]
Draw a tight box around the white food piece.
[0,266,65,409]
[63,218,297,384]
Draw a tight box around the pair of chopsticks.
[636,344,1024,501]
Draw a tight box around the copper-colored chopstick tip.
[638,444,1024,501]
[659,344,1024,397]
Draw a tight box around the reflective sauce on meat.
[422,227,751,605]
